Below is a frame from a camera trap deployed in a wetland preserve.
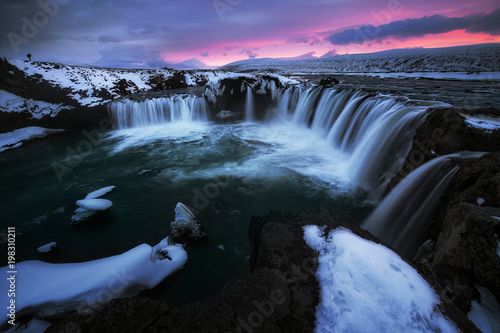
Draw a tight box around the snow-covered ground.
[0,127,65,153]
[6,58,225,107]
[304,226,459,333]
[221,43,500,76]
[462,113,500,133]
[0,236,187,324]
[0,90,73,117]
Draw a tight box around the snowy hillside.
[221,43,500,75]
[4,58,222,107]
[173,58,214,70]
[0,57,230,134]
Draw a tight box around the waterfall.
[245,85,255,122]
[277,87,428,198]
[108,95,209,129]
[362,152,485,256]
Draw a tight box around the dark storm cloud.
[326,8,500,45]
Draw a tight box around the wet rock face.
[389,108,500,191]
[433,203,500,313]
[427,152,500,314]
[384,107,500,324]
[205,75,284,122]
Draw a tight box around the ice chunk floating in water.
[84,185,115,199]
[76,198,112,211]
[71,186,115,224]
[303,226,458,333]
[37,242,57,253]
[0,236,187,323]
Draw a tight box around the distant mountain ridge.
[220,43,500,74]
[170,58,213,70]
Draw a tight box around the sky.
[0,0,499,68]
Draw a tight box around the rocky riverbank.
[45,208,479,333]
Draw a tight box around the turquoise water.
[0,121,374,306]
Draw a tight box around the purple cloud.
[240,48,259,59]
[326,8,500,45]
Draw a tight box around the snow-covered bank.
[304,226,458,333]
[462,114,500,133]
[0,237,187,325]
[0,127,64,153]
[7,59,223,107]
[0,90,73,117]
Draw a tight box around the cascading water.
[362,151,485,256]
[109,84,435,201]
[278,87,429,198]
[108,95,209,129]
[245,85,255,122]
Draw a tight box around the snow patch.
[463,114,500,133]
[217,244,225,251]
[0,127,65,153]
[303,225,458,333]
[477,198,485,206]
[0,237,187,322]
[0,90,73,118]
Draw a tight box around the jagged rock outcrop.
[204,75,285,121]
[389,108,500,190]
[411,152,500,316]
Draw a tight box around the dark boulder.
[318,76,339,87]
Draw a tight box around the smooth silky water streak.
[108,95,209,129]
[362,151,486,256]
[245,85,255,122]
[277,87,432,199]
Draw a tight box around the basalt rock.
[205,75,284,122]
[389,107,500,191]
[412,152,500,316]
